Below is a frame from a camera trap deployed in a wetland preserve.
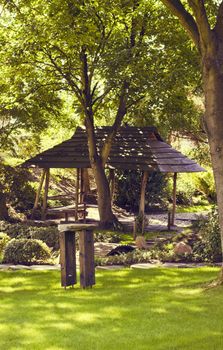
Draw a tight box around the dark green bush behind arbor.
[115,170,168,212]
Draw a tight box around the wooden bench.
[47,203,87,222]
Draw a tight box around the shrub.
[94,231,122,243]
[95,249,153,266]
[0,164,36,212]
[29,227,59,250]
[192,207,222,262]
[115,170,168,212]
[0,222,59,250]
[0,232,10,261]
[3,238,51,265]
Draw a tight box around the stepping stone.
[30,265,60,270]
[96,265,125,270]
[162,262,206,268]
[131,263,160,269]
[5,265,31,270]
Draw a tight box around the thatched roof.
[21,126,205,173]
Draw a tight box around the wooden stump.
[79,229,95,288]
[58,224,97,289]
[59,231,76,288]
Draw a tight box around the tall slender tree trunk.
[203,41,223,256]
[84,118,115,228]
[91,159,116,228]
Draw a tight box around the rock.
[135,236,148,249]
[106,245,135,256]
[174,241,192,255]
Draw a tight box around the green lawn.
[1,268,223,350]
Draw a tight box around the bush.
[94,231,122,243]
[192,207,222,262]
[0,221,59,250]
[95,249,153,266]
[28,227,59,250]
[0,232,10,261]
[115,170,168,212]
[3,238,52,265]
[0,163,36,212]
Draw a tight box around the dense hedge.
[3,238,51,265]
[0,232,10,260]
[0,221,59,251]
[115,170,168,212]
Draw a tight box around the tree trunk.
[0,192,9,220]
[202,41,223,259]
[91,159,116,228]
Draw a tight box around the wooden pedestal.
[79,230,95,288]
[59,231,76,288]
[58,224,96,289]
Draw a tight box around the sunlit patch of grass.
[176,204,212,213]
[0,267,223,350]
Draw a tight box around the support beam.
[139,171,149,234]
[171,172,177,226]
[75,168,80,221]
[79,229,95,288]
[41,168,50,220]
[83,168,90,193]
[59,230,77,288]
[31,169,46,219]
[80,168,85,204]
[109,169,115,205]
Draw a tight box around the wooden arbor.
[21,126,205,227]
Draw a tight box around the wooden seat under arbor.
[47,203,88,222]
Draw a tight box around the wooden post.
[139,171,149,234]
[75,168,80,221]
[171,172,177,226]
[109,169,115,205]
[83,168,90,193]
[59,231,76,288]
[41,168,50,220]
[58,223,97,289]
[80,168,85,204]
[79,229,95,288]
[31,169,46,219]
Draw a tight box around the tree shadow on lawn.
[0,268,223,350]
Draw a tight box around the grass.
[1,268,223,350]
[176,204,212,213]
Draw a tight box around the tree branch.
[187,0,212,49]
[215,1,223,37]
[101,81,129,165]
[161,0,200,47]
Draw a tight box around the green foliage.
[3,238,51,265]
[0,221,59,250]
[193,169,216,202]
[0,232,10,261]
[94,231,122,243]
[134,213,149,235]
[0,163,35,212]
[193,208,222,262]
[115,170,168,211]
[95,249,152,266]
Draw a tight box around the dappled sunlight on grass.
[0,267,223,349]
